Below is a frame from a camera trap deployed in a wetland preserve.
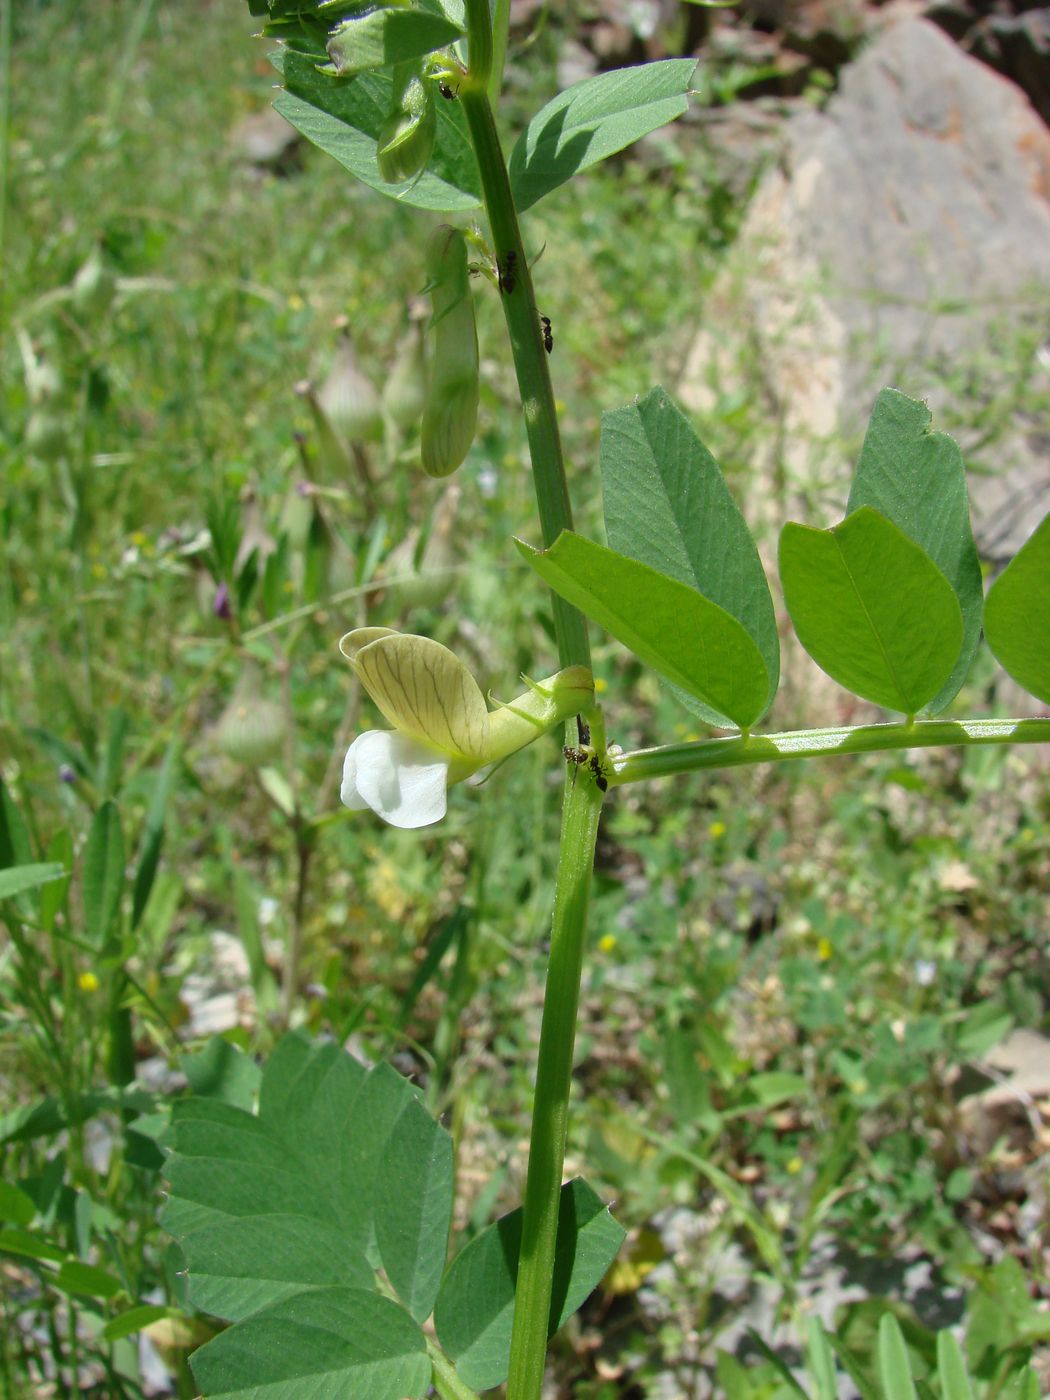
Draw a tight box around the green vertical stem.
[462,8,601,1396]
[505,767,604,1400]
[459,58,589,672]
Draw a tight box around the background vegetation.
[2,1,1048,1395]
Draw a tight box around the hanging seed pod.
[26,356,62,405]
[24,410,68,462]
[382,323,427,432]
[214,674,287,766]
[71,246,117,320]
[317,333,383,445]
[377,62,436,185]
[421,226,479,478]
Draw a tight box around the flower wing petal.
[352,633,489,761]
[342,730,449,829]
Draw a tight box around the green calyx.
[377,62,436,184]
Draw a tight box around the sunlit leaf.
[848,389,982,713]
[779,508,963,715]
[519,532,770,729]
[509,61,696,212]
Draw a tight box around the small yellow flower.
[78,971,100,993]
[598,933,617,954]
[707,820,727,839]
[817,936,833,961]
[786,1155,803,1175]
[288,293,305,312]
[593,677,608,695]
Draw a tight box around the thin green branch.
[610,716,1050,786]
[428,1338,482,1400]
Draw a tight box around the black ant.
[563,733,608,792]
[438,82,457,100]
[539,314,553,354]
[496,250,517,295]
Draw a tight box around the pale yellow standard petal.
[341,630,490,761]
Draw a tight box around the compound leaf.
[190,1287,430,1400]
[163,1035,418,1325]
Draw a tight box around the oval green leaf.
[508,61,696,212]
[779,507,964,716]
[601,386,778,722]
[190,1288,430,1400]
[520,532,770,729]
[984,513,1050,704]
[848,389,983,713]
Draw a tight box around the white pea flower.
[339,628,593,829]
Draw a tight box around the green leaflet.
[601,386,778,725]
[433,1178,625,1391]
[519,531,771,730]
[190,1288,431,1400]
[779,508,964,716]
[984,512,1050,704]
[508,61,696,212]
[848,389,983,713]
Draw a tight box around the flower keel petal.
[341,730,449,829]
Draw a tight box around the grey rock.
[971,8,1050,126]
[681,17,1050,562]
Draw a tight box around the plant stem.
[461,9,601,1395]
[505,766,604,1400]
[428,1338,483,1400]
[610,716,1050,785]
[459,29,589,673]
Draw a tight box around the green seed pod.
[317,333,383,444]
[71,246,117,320]
[214,675,287,766]
[25,410,68,462]
[421,225,479,478]
[377,63,436,185]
